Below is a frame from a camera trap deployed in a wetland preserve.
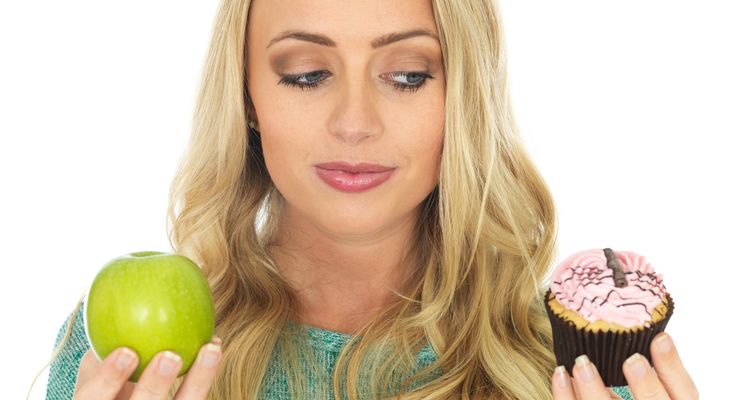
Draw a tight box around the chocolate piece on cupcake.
[544,248,674,386]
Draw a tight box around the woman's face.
[246,0,445,237]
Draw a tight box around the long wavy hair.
[43,0,559,398]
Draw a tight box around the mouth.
[314,162,397,193]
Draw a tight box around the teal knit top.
[45,303,634,399]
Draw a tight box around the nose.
[326,75,384,144]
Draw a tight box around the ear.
[247,108,260,132]
[245,86,260,130]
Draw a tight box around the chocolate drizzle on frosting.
[550,249,668,327]
[604,248,628,288]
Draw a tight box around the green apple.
[84,251,215,382]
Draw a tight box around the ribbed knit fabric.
[45,303,633,399]
[45,305,90,400]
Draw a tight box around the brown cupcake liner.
[544,289,675,387]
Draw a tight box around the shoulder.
[45,301,91,400]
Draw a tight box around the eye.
[277,70,434,93]
[278,70,330,91]
[386,71,434,92]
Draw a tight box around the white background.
[1,0,746,398]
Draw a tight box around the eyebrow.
[266,29,440,49]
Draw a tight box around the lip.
[314,162,396,193]
[315,161,395,173]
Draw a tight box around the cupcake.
[544,248,674,387]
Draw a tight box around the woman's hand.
[73,337,222,400]
[551,332,699,399]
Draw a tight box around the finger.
[568,377,625,399]
[607,388,626,399]
[73,350,99,394]
[650,332,700,399]
[173,337,223,399]
[73,348,139,400]
[130,350,183,400]
[551,365,576,399]
[622,353,669,399]
[570,355,612,399]
[114,383,135,400]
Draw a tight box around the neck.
[269,204,419,333]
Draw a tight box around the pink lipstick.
[314,162,396,193]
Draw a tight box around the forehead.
[248,0,439,47]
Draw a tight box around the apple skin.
[84,251,215,382]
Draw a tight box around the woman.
[45,0,698,399]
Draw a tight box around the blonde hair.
[43,0,559,398]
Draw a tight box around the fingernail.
[211,335,222,345]
[575,354,596,382]
[625,353,647,378]
[200,343,221,369]
[654,333,672,353]
[115,348,137,371]
[553,365,570,388]
[158,351,182,376]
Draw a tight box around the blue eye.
[387,72,433,92]
[278,70,330,91]
[277,70,434,92]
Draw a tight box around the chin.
[319,212,389,236]
[282,187,416,237]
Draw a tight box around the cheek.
[412,130,443,188]
[402,106,444,184]
[385,124,443,218]
[259,129,310,196]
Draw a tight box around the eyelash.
[277,70,434,93]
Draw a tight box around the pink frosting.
[550,249,668,328]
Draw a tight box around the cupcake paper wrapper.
[544,289,675,387]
